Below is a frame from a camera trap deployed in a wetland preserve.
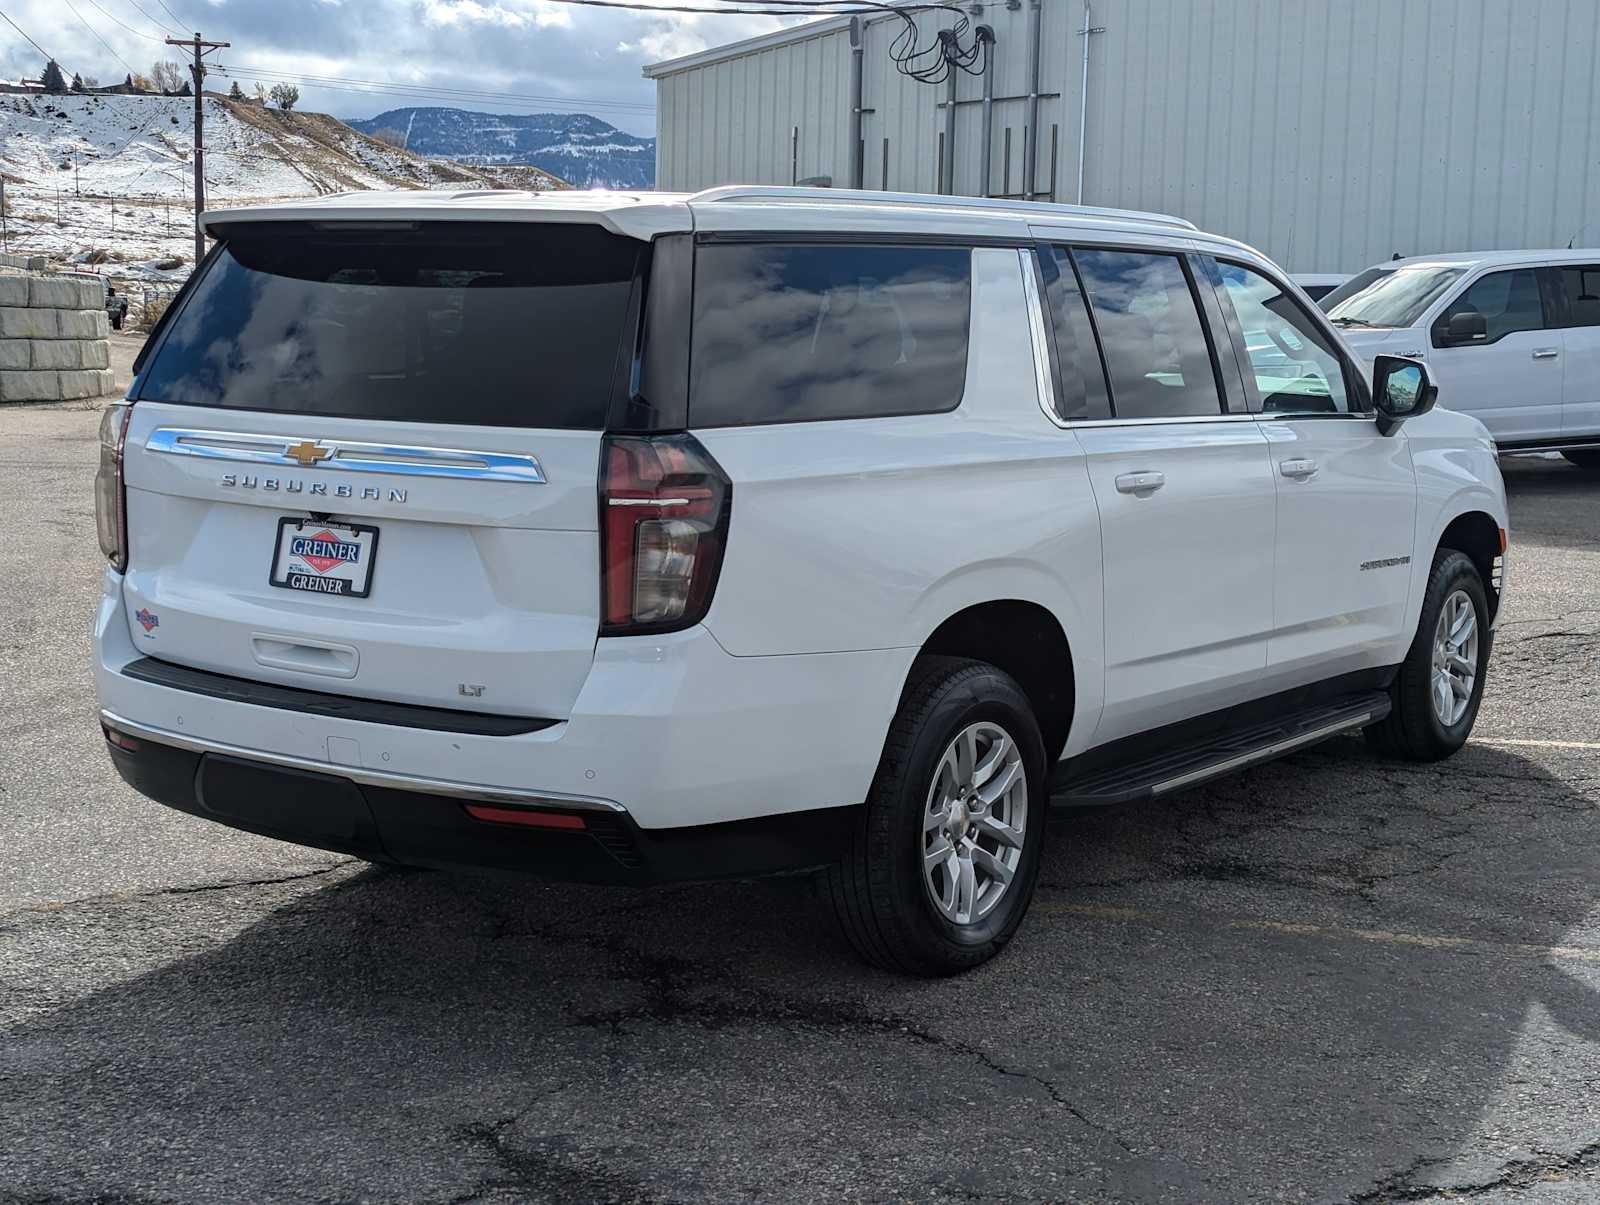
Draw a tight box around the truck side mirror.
[1443,310,1488,344]
[1372,355,1437,435]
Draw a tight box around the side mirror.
[1372,354,1437,435]
[1442,309,1488,345]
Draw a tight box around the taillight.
[600,434,731,635]
[95,402,132,572]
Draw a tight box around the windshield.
[1320,266,1466,329]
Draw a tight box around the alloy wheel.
[921,721,1028,926]
[1430,588,1479,726]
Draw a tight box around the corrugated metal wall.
[650,0,1600,273]
[656,25,853,190]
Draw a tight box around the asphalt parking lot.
[2,343,1598,1202]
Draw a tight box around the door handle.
[1279,457,1319,480]
[1532,348,1560,359]
[1114,470,1165,495]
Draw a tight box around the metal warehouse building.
[644,0,1600,273]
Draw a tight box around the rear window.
[689,242,971,426]
[137,222,641,429]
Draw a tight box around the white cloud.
[0,0,797,137]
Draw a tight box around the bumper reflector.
[463,804,587,831]
[103,725,141,752]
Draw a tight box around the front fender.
[1405,411,1509,632]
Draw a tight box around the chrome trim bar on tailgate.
[100,709,625,812]
[145,428,547,483]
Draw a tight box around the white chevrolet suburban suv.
[1323,250,1600,466]
[93,187,1509,975]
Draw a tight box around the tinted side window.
[1072,248,1222,419]
[689,243,971,426]
[1217,261,1351,414]
[1440,269,1546,343]
[1561,265,1600,328]
[1043,247,1111,421]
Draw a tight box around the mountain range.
[345,108,656,190]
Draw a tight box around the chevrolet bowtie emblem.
[284,440,332,467]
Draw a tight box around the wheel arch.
[913,599,1077,763]
[1436,509,1504,620]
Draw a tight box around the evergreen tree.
[228,81,245,101]
[71,73,84,93]
[40,60,67,92]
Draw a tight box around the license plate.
[269,518,379,598]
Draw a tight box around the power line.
[78,0,166,42]
[59,0,136,76]
[459,0,954,14]
[123,0,183,38]
[153,0,188,31]
[0,5,62,68]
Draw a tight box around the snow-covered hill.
[0,92,566,280]
[346,108,656,190]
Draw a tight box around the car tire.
[1562,449,1600,470]
[1366,549,1491,761]
[826,655,1047,976]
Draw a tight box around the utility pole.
[165,31,229,266]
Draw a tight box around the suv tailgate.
[120,219,642,721]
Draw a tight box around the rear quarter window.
[688,242,971,426]
[137,222,641,429]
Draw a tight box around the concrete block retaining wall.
[0,272,115,403]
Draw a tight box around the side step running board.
[1050,691,1391,808]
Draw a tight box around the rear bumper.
[94,568,915,831]
[103,721,856,884]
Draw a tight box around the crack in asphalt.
[0,861,358,927]
[0,1195,169,1205]
[560,938,1138,1157]
[1348,1137,1600,1201]
[445,1106,657,1205]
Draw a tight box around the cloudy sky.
[1,0,805,136]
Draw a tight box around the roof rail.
[688,185,1198,232]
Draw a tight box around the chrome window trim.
[100,709,626,812]
[1053,412,1262,430]
[145,428,547,484]
[1056,410,1378,430]
[1019,248,1067,429]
